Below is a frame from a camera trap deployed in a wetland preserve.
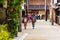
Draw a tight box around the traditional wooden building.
[24,0,51,19]
[49,0,60,25]
[56,0,60,25]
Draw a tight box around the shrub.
[0,24,12,40]
[7,0,23,37]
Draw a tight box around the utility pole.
[26,0,28,17]
[51,0,54,25]
[18,10,22,32]
[45,0,47,21]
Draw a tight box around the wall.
[49,8,56,22]
[39,10,45,15]
[28,0,51,5]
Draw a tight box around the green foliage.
[0,0,23,38]
[0,9,5,14]
[0,24,12,40]
[7,0,23,37]
[0,24,7,31]
[0,0,5,5]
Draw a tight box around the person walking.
[28,13,32,22]
[38,13,40,19]
[22,17,28,30]
[30,13,32,20]
[32,15,36,29]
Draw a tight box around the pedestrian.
[28,13,32,22]
[32,15,36,29]
[30,13,32,20]
[38,13,40,19]
[22,17,28,30]
[40,14,42,19]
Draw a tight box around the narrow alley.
[21,20,60,40]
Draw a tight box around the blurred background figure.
[28,12,32,22]
[32,14,36,29]
[22,16,28,30]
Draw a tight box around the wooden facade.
[24,0,51,19]
[28,0,50,5]
[25,0,51,10]
[49,0,60,25]
[56,0,60,25]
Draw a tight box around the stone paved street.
[22,20,60,40]
[13,20,60,40]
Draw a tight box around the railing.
[27,5,49,10]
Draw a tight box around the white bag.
[24,18,27,22]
